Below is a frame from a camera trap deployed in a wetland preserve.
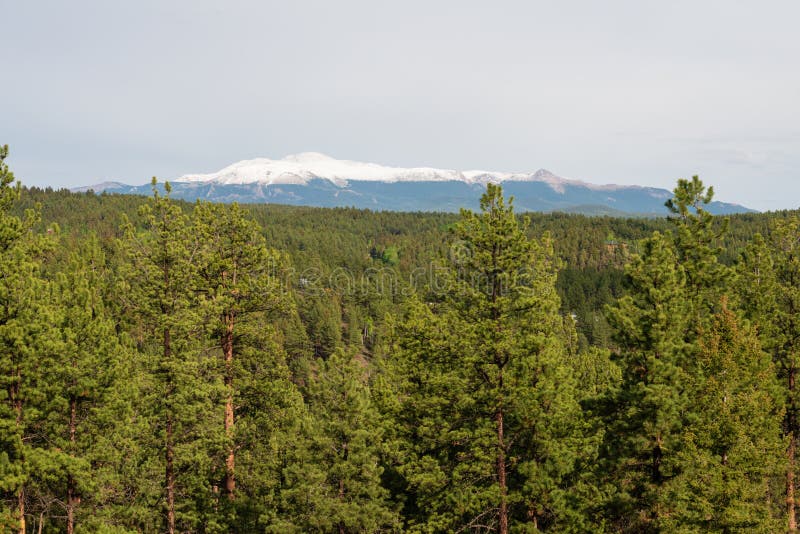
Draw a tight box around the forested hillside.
[3,146,800,532]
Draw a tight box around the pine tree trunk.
[789,367,797,533]
[790,433,797,532]
[164,326,176,534]
[528,508,538,531]
[17,486,25,534]
[222,313,236,500]
[338,476,346,534]
[166,412,175,534]
[338,442,348,534]
[497,406,508,534]
[11,371,25,534]
[67,483,75,534]
[652,435,663,484]
[67,394,78,534]
[490,240,508,534]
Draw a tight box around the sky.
[2,0,799,211]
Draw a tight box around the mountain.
[75,153,755,215]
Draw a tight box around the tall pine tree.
[120,180,222,532]
[602,176,783,532]
[602,231,693,531]
[666,301,785,532]
[23,235,130,533]
[737,217,800,532]
[389,184,583,532]
[193,201,291,503]
[0,145,53,533]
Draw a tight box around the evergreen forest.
[3,144,800,533]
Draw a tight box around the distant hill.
[76,153,755,215]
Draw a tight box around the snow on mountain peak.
[175,154,615,193]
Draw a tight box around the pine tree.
[737,218,800,531]
[191,203,309,531]
[300,295,343,359]
[665,300,785,532]
[0,145,52,532]
[193,201,294,521]
[389,184,582,532]
[601,177,781,532]
[665,176,729,313]
[9,233,135,533]
[57,236,129,533]
[229,324,307,531]
[280,349,399,532]
[120,180,221,533]
[602,231,693,531]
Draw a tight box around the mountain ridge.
[75,154,755,216]
[175,153,644,192]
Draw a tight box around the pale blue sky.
[2,0,799,211]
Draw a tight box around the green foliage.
[600,177,784,532]
[192,201,305,528]
[0,145,55,531]
[602,231,694,531]
[300,295,342,359]
[736,215,800,529]
[3,147,800,532]
[381,245,400,266]
[120,181,225,531]
[279,349,399,532]
[666,175,730,316]
[388,185,586,531]
[24,236,135,533]
[667,302,785,532]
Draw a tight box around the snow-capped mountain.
[76,153,754,216]
[176,152,619,192]
[178,152,467,186]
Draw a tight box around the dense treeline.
[3,145,800,532]
[16,184,797,352]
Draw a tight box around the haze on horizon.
[2,0,799,212]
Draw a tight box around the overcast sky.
[2,0,799,211]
